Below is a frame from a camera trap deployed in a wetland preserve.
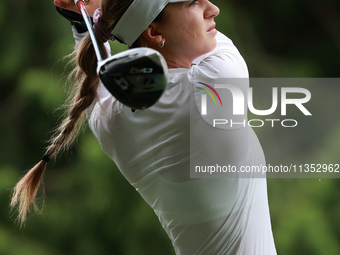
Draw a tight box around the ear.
[141,23,164,46]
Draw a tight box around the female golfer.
[11,0,277,254]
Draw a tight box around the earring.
[159,40,165,48]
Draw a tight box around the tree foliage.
[0,0,339,254]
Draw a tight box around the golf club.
[74,0,168,109]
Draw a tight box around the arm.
[55,1,111,54]
[54,0,100,16]
[56,7,90,33]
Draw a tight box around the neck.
[158,50,194,70]
[166,57,192,69]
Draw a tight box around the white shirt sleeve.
[72,26,88,46]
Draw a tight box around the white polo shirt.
[80,29,277,254]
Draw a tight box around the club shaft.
[75,0,103,62]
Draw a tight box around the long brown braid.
[10,0,136,227]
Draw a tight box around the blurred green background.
[0,0,339,254]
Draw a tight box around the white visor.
[112,0,189,46]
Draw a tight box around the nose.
[204,1,220,19]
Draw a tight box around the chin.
[210,39,217,51]
[203,39,217,54]
[187,38,217,62]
